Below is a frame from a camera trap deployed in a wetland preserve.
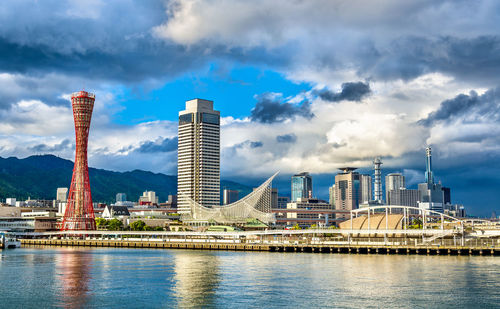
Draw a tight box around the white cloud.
[155,0,497,47]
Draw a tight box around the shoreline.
[20,238,500,256]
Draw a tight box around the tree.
[108,218,123,231]
[154,226,164,231]
[409,218,423,229]
[130,220,146,231]
[292,224,301,230]
[95,218,108,229]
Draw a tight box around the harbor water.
[1,247,499,308]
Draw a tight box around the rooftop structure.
[179,172,278,225]
[338,167,358,173]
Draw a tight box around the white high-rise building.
[56,187,68,202]
[360,174,372,204]
[177,99,220,213]
[139,191,159,204]
[385,173,405,203]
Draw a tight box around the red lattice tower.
[61,91,96,230]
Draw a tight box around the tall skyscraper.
[442,187,451,204]
[291,172,313,202]
[418,147,444,213]
[334,168,361,219]
[387,188,419,207]
[373,157,383,202]
[360,174,372,204]
[329,184,336,207]
[61,91,96,230]
[177,99,220,213]
[385,173,405,203]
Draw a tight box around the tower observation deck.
[61,91,96,230]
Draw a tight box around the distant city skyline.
[0,1,499,215]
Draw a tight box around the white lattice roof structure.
[179,172,278,225]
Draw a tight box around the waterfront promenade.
[21,238,500,256]
[17,228,500,256]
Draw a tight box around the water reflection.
[1,248,500,308]
[56,249,92,308]
[172,251,220,308]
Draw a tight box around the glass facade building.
[291,172,313,202]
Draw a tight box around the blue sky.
[113,65,311,124]
[0,0,500,216]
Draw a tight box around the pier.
[15,228,500,256]
[20,238,500,256]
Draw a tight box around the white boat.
[1,233,21,249]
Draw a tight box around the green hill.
[0,155,253,204]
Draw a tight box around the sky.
[1,0,500,216]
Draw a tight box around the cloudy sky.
[1,0,500,215]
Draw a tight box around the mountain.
[0,155,253,204]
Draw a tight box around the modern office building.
[277,196,290,209]
[387,188,419,207]
[291,172,313,202]
[360,174,372,204]
[334,168,361,219]
[286,197,333,227]
[271,188,278,209]
[442,187,451,204]
[223,189,239,205]
[168,194,178,207]
[139,191,159,205]
[373,157,383,202]
[444,203,466,218]
[177,99,220,213]
[329,184,336,207]
[116,193,127,203]
[385,173,405,203]
[56,188,68,202]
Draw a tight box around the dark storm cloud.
[418,87,500,126]
[249,141,263,148]
[29,139,73,152]
[0,0,293,109]
[315,82,371,102]
[0,36,203,84]
[137,137,178,153]
[368,36,500,83]
[250,93,314,124]
[276,133,297,143]
[232,140,263,149]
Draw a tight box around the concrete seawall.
[21,239,500,256]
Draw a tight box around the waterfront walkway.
[8,223,500,256]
